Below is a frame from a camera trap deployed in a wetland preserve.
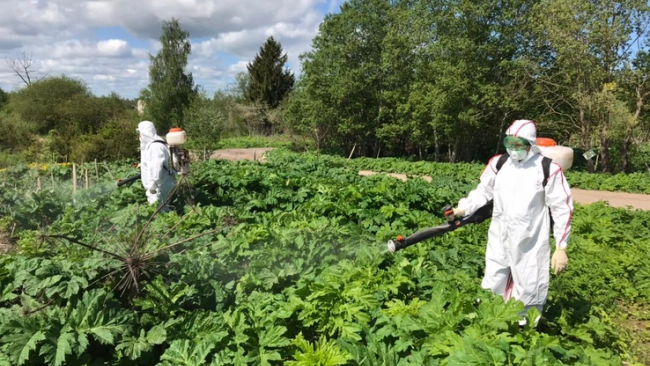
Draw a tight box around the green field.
[0,150,648,365]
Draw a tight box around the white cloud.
[80,0,325,39]
[195,11,321,74]
[30,39,137,60]
[228,61,249,75]
[93,74,116,81]
[0,0,342,98]
[97,40,131,57]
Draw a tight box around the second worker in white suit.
[137,121,177,210]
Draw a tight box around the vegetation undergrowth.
[277,150,650,194]
[0,150,648,365]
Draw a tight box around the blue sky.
[0,0,346,99]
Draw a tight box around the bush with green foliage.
[2,76,140,164]
[183,91,227,150]
[9,75,93,135]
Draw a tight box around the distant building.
[137,100,146,115]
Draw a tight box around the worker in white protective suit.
[137,121,176,211]
[446,119,573,326]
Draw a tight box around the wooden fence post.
[72,164,77,194]
[103,162,115,180]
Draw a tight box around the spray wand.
[387,200,495,253]
[117,173,141,187]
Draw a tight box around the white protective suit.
[138,121,176,208]
[456,120,574,319]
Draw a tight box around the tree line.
[285,0,650,173]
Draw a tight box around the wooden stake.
[37,176,42,192]
[72,164,77,194]
[85,168,89,189]
[103,162,115,180]
[347,143,357,161]
[94,159,99,180]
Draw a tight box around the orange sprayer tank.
[166,128,187,147]
[536,137,573,171]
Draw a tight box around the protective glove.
[444,207,465,221]
[551,248,568,275]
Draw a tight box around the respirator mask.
[503,136,530,161]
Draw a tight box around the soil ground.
[0,232,14,254]
[210,148,274,162]
[209,148,650,211]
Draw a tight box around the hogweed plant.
[43,177,227,298]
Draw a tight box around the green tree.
[141,18,196,132]
[288,0,650,170]
[289,0,391,156]
[246,36,295,110]
[183,89,225,150]
[0,87,8,110]
[231,72,250,103]
[612,50,650,172]
[98,92,134,120]
[290,0,537,160]
[285,81,333,151]
[526,0,649,172]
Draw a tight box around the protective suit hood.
[138,121,164,152]
[505,119,541,163]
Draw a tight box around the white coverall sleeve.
[544,163,574,249]
[144,144,169,192]
[456,155,500,217]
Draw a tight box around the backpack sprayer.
[387,201,495,253]
[166,128,191,176]
[117,127,190,187]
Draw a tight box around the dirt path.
[569,188,650,210]
[208,149,650,210]
[359,170,650,211]
[210,148,275,162]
